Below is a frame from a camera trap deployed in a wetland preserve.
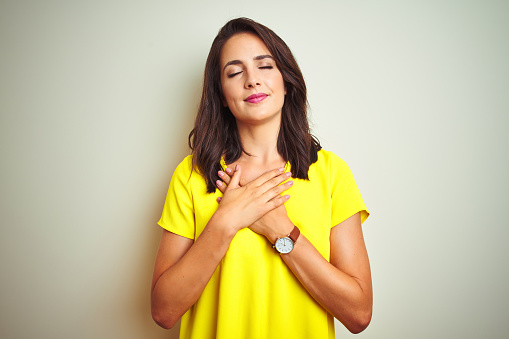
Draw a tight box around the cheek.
[222,82,236,101]
[272,73,285,93]
[221,82,233,106]
[276,80,286,97]
[224,92,236,107]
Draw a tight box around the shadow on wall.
[131,148,191,339]
[132,65,203,339]
[137,223,182,338]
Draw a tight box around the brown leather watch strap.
[288,225,300,244]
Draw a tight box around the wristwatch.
[274,226,300,254]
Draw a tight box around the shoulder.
[309,149,357,188]
[170,155,196,186]
[173,155,192,173]
[313,149,350,174]
[171,155,210,195]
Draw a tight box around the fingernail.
[235,164,239,171]
[286,172,292,177]
[279,167,285,172]
[225,168,232,174]
[288,180,293,186]
[217,197,222,203]
[216,180,222,187]
[218,171,225,177]
[284,194,290,199]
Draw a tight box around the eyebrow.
[222,55,274,72]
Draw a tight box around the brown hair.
[189,17,321,193]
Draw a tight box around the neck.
[235,118,283,165]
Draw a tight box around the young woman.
[151,18,372,339]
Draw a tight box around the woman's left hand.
[216,168,294,243]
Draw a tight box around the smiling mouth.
[244,93,268,103]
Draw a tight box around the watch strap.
[288,225,300,244]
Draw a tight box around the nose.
[244,69,261,89]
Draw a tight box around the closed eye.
[227,65,272,78]
[227,71,242,78]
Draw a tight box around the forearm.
[281,235,372,334]
[151,215,236,329]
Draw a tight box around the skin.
[221,32,286,128]
[151,32,372,333]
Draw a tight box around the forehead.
[220,33,272,67]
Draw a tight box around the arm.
[250,208,372,333]
[217,169,372,333]
[281,213,372,334]
[151,166,293,329]
[151,218,236,329]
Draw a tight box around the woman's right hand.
[213,165,293,232]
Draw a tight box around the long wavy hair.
[189,17,321,193]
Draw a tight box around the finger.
[224,167,248,187]
[263,194,291,212]
[261,179,293,201]
[216,179,227,194]
[248,167,287,188]
[218,170,232,185]
[225,164,242,190]
[258,171,292,194]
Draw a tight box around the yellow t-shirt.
[158,149,369,339]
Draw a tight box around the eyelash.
[227,72,241,78]
[227,66,274,78]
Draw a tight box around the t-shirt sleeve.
[157,156,196,239]
[329,152,370,227]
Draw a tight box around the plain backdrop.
[1,1,508,338]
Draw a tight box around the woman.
[151,18,372,339]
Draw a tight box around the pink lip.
[244,93,268,103]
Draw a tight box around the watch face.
[275,237,294,254]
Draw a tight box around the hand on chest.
[226,161,288,186]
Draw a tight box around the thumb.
[226,164,242,190]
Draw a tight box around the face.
[220,33,286,126]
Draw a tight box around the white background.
[1,1,508,338]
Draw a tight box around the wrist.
[273,225,301,254]
[208,211,239,240]
[268,219,295,245]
